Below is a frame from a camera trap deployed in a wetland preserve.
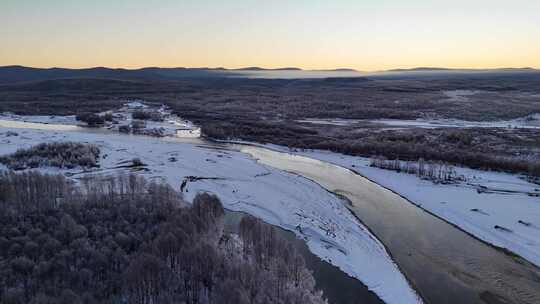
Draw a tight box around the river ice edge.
[252,144,540,269]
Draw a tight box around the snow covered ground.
[442,89,480,102]
[295,118,363,126]
[0,122,422,304]
[106,102,201,137]
[296,114,540,129]
[278,148,540,268]
[0,101,202,138]
[0,112,79,125]
[370,115,540,129]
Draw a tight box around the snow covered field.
[296,114,540,129]
[370,115,540,129]
[295,118,363,126]
[442,89,480,102]
[107,102,201,137]
[0,122,421,304]
[0,101,202,138]
[283,149,540,268]
[0,112,79,125]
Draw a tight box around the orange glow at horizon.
[1,0,539,71]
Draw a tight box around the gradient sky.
[1,0,539,71]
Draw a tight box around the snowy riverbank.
[0,123,422,304]
[281,148,540,268]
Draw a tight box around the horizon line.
[1,64,538,74]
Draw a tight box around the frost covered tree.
[0,172,327,304]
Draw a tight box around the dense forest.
[204,123,540,180]
[0,171,326,304]
[1,74,540,179]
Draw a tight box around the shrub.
[102,112,114,121]
[132,111,152,120]
[118,125,131,133]
[0,142,100,170]
[75,113,104,126]
[131,120,146,129]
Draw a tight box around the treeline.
[370,157,463,183]
[202,122,540,180]
[203,120,318,144]
[0,171,326,304]
[310,137,540,179]
[0,142,100,170]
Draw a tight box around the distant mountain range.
[383,67,537,73]
[0,65,365,84]
[233,67,303,71]
[0,65,537,84]
[0,66,231,84]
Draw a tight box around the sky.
[1,0,539,71]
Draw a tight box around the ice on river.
[286,148,540,268]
